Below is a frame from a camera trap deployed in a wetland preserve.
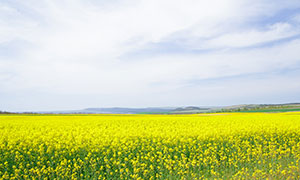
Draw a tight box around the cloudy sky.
[1,0,300,111]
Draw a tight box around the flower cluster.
[1,113,300,179]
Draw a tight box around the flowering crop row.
[1,113,300,179]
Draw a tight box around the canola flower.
[1,113,300,179]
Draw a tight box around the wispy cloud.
[0,0,300,111]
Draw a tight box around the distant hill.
[81,107,175,114]
[171,106,212,114]
[0,111,13,114]
[217,103,300,113]
[173,106,210,111]
[2,103,300,114]
[29,107,176,114]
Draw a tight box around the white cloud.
[292,14,300,23]
[199,22,299,49]
[0,0,300,110]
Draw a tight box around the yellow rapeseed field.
[1,112,300,179]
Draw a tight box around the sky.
[1,0,300,111]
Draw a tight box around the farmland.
[1,113,300,179]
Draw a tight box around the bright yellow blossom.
[0,112,300,179]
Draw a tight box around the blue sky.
[1,0,300,111]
